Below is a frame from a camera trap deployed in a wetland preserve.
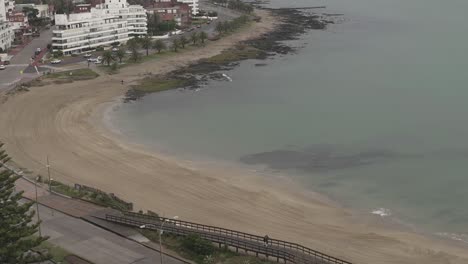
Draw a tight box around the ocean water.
[110,0,468,241]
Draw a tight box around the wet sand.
[1,9,468,264]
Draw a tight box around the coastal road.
[37,202,186,264]
[0,29,52,90]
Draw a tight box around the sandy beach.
[1,9,468,264]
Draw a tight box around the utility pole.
[46,155,51,192]
[34,177,42,237]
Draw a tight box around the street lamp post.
[34,176,42,237]
[46,155,51,192]
[140,215,178,264]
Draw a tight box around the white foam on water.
[371,207,391,217]
[222,73,233,82]
[436,232,468,244]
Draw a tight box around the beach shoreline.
[1,8,468,264]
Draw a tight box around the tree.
[127,37,140,51]
[115,48,126,63]
[190,32,199,45]
[179,36,188,49]
[0,142,49,263]
[140,36,152,56]
[130,48,141,62]
[153,39,166,53]
[102,50,114,66]
[199,31,208,44]
[172,38,180,52]
[215,22,224,33]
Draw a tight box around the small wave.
[371,207,391,217]
[436,232,468,244]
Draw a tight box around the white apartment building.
[0,0,14,52]
[98,0,147,36]
[52,0,146,55]
[155,0,199,15]
[0,0,5,21]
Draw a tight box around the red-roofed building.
[146,0,191,27]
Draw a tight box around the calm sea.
[110,0,468,242]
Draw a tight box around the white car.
[0,65,5,70]
[112,47,119,52]
[50,59,62,64]
[83,53,92,58]
[88,57,97,62]
[97,56,102,60]
[94,59,102,64]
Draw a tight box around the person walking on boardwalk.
[263,235,270,247]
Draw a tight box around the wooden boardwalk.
[103,211,352,264]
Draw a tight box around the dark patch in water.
[240,145,402,172]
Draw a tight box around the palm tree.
[153,39,166,53]
[172,38,180,52]
[179,36,188,49]
[102,50,114,66]
[141,36,152,56]
[116,48,126,63]
[190,32,199,45]
[199,31,208,44]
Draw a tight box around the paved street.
[13,177,186,264]
[0,29,52,90]
[35,201,186,264]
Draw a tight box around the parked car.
[3,60,10,65]
[112,47,119,52]
[97,56,102,60]
[0,65,6,70]
[94,59,102,64]
[87,57,98,62]
[50,59,62,64]
[84,53,92,58]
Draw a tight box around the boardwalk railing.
[105,212,352,264]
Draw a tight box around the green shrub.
[110,62,118,71]
[53,50,63,58]
[181,234,215,256]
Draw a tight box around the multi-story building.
[8,11,28,30]
[52,0,147,55]
[0,0,6,21]
[153,0,198,15]
[0,0,14,52]
[147,0,191,27]
[98,0,147,36]
[179,0,198,15]
[14,4,54,19]
[4,0,15,13]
